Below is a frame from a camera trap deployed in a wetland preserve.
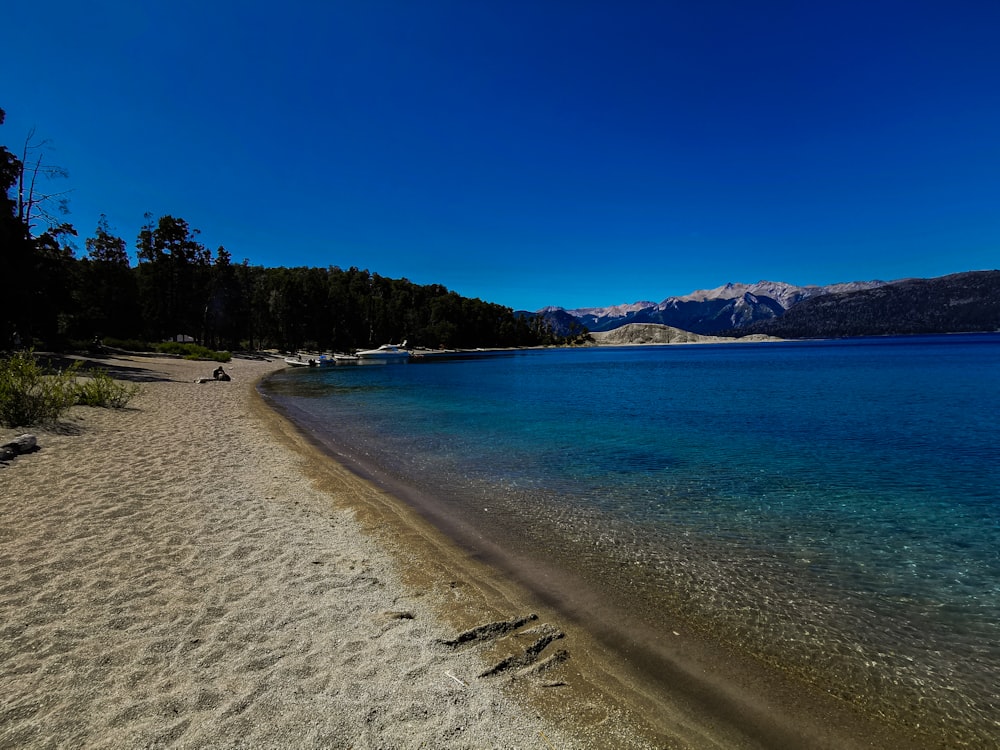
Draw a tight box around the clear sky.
[3,1,998,311]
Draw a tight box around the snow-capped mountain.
[540,280,888,335]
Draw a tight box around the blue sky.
[4,1,998,311]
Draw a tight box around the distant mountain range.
[588,323,779,345]
[534,279,887,335]
[735,271,1000,338]
[530,272,1000,339]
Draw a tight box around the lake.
[261,334,1000,745]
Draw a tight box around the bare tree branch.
[17,126,72,235]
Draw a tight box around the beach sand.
[0,353,664,749]
[1,353,937,750]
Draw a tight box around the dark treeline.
[1,110,560,353]
[8,213,558,352]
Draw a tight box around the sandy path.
[0,354,623,749]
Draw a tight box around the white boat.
[355,343,411,360]
[285,353,358,367]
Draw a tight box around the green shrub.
[0,351,142,427]
[74,370,142,409]
[153,342,231,362]
[0,350,80,427]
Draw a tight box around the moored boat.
[355,343,411,360]
[285,353,358,367]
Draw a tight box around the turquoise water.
[262,334,1000,744]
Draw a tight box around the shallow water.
[262,334,1000,744]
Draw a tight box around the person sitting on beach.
[213,366,231,381]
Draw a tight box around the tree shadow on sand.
[33,353,172,384]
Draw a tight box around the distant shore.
[1,352,931,749]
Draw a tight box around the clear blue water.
[261,334,1000,743]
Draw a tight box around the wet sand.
[0,353,934,748]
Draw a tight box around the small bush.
[154,342,231,362]
[0,350,80,427]
[74,370,142,409]
[0,351,142,427]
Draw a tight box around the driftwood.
[478,628,565,678]
[438,614,538,648]
[437,613,572,687]
[1,434,38,462]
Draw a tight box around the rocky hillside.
[540,280,886,335]
[732,271,1000,339]
[589,323,780,345]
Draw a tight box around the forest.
[732,271,1000,339]
[1,107,567,354]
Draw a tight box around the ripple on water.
[261,338,1000,745]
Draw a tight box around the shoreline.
[1,352,935,748]
[0,354,589,749]
[262,362,940,749]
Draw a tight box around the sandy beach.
[1,352,941,750]
[0,353,664,749]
